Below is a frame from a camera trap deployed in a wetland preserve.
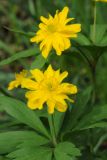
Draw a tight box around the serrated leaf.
[0,96,50,138]
[0,48,39,66]
[55,142,81,156]
[54,151,72,160]
[0,131,49,154]
[54,142,81,160]
[8,146,52,160]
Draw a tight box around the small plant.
[0,1,107,160]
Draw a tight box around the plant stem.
[91,63,97,105]
[77,47,97,104]
[93,134,107,153]
[93,1,97,42]
[49,114,57,147]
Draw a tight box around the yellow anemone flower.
[8,65,78,114]
[8,70,28,90]
[30,6,81,58]
[95,0,107,2]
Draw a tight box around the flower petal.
[55,102,67,112]
[21,78,38,90]
[59,71,68,82]
[44,65,54,78]
[58,83,78,94]
[30,69,44,82]
[47,100,55,114]
[8,80,19,90]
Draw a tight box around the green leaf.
[0,48,39,66]
[64,86,92,131]
[100,35,107,46]
[4,27,35,37]
[73,33,91,46]
[0,96,50,138]
[74,104,107,130]
[78,122,107,130]
[54,142,81,160]
[8,146,52,160]
[54,151,72,160]
[31,54,46,69]
[0,156,10,160]
[0,131,49,154]
[90,25,107,45]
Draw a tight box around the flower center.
[47,83,54,91]
[47,24,57,33]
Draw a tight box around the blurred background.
[0,0,107,159]
[0,0,107,103]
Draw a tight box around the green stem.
[48,114,57,147]
[93,1,97,42]
[91,62,96,105]
[77,46,97,104]
[93,134,107,153]
[76,46,93,71]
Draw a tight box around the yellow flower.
[95,0,107,2]
[22,65,77,114]
[30,6,81,58]
[8,70,28,90]
[8,65,78,114]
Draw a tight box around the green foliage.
[0,131,48,154]
[8,146,52,160]
[0,96,49,138]
[54,142,81,160]
[64,86,92,132]
[0,48,39,66]
[90,25,107,45]
[74,104,107,130]
[31,54,46,69]
[1,0,107,159]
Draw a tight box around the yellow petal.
[21,78,38,90]
[30,69,44,82]
[44,65,54,78]
[65,24,81,33]
[59,71,68,82]
[40,16,49,24]
[52,36,63,55]
[65,18,75,24]
[96,0,107,2]
[30,36,37,42]
[63,38,71,49]
[47,100,55,114]
[58,6,69,23]
[55,102,67,112]
[41,39,52,59]
[53,94,67,105]
[8,81,19,90]
[58,83,78,94]
[27,99,44,110]
[39,23,47,30]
